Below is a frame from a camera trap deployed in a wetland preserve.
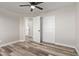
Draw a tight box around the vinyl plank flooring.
[9,45,36,56]
[27,41,78,56]
[0,40,78,56]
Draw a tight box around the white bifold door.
[42,16,55,43]
[33,16,41,43]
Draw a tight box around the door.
[33,16,40,43]
[42,16,55,43]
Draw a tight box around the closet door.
[43,16,55,43]
[33,16,40,43]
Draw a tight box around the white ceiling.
[0,2,75,16]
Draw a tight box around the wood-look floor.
[0,40,78,56]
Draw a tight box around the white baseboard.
[0,40,23,47]
[54,42,75,48]
[54,42,79,55]
[75,47,79,55]
[44,41,79,55]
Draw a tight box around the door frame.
[40,17,43,43]
[22,16,55,43]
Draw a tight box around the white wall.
[55,5,76,47]
[76,3,79,53]
[0,8,21,46]
[40,4,76,47]
[19,17,25,41]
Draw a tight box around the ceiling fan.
[19,2,43,12]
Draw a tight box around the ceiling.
[0,2,75,16]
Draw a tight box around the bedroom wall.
[0,8,22,46]
[40,4,76,47]
[76,3,79,54]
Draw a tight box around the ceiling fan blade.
[29,2,43,5]
[35,2,43,5]
[35,6,43,10]
[19,5,30,7]
[29,2,33,5]
[31,8,33,12]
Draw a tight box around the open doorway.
[24,17,33,41]
[24,16,41,42]
[24,16,55,43]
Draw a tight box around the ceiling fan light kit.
[31,5,35,9]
